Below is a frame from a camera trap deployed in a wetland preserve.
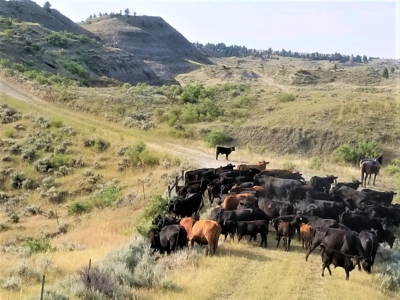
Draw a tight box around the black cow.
[364,205,400,227]
[358,230,379,271]
[217,208,269,226]
[305,228,372,274]
[292,214,339,234]
[184,168,215,184]
[258,198,294,219]
[207,181,222,204]
[286,185,315,202]
[151,215,180,229]
[260,176,303,200]
[148,225,187,255]
[361,189,397,206]
[309,175,338,193]
[377,229,396,248]
[332,180,362,192]
[295,199,346,220]
[338,211,384,233]
[319,244,361,280]
[228,220,269,247]
[216,146,235,160]
[167,192,203,218]
[334,186,368,209]
[237,200,256,210]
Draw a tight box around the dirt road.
[0,76,249,170]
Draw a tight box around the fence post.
[87,259,92,283]
[181,169,184,182]
[167,185,171,198]
[142,182,145,200]
[40,275,45,300]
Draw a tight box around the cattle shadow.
[216,246,270,262]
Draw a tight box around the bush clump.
[336,141,380,165]
[125,141,160,168]
[277,93,296,102]
[136,193,169,236]
[203,130,233,147]
[90,184,121,209]
[68,200,93,215]
[34,157,54,172]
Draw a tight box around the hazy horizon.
[36,0,398,59]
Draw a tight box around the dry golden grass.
[1,55,399,298]
[141,235,396,300]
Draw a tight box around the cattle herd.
[148,156,399,281]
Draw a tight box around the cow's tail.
[176,226,181,249]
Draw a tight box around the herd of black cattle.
[148,161,399,281]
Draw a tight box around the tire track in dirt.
[0,76,246,170]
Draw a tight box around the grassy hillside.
[0,85,399,299]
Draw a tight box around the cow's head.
[230,147,236,151]
[361,257,372,273]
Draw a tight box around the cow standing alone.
[216,146,235,161]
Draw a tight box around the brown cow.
[179,217,198,241]
[228,185,267,196]
[221,193,257,210]
[237,160,270,171]
[189,220,222,255]
[300,223,313,250]
[276,221,295,251]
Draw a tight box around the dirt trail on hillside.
[0,76,250,170]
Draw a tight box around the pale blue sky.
[36,1,399,59]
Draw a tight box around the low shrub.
[335,141,380,165]
[384,165,400,177]
[203,130,233,147]
[68,201,93,215]
[136,193,169,236]
[4,128,16,138]
[94,138,110,152]
[277,93,296,102]
[25,238,52,253]
[50,120,64,128]
[91,184,121,209]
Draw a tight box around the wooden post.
[181,169,184,182]
[142,182,145,200]
[40,275,45,300]
[87,259,91,283]
[167,185,171,198]
[55,210,59,227]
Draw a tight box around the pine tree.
[124,8,130,15]
[382,67,389,79]
[43,1,51,12]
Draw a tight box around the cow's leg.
[226,154,228,161]
[345,270,350,280]
[326,264,332,276]
[305,240,320,261]
[260,233,266,247]
[302,237,305,249]
[288,237,291,251]
[237,234,243,243]
[321,263,326,277]
[297,226,301,241]
[216,152,219,160]
[276,235,281,247]
[367,173,371,185]
[373,173,377,186]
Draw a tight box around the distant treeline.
[195,42,379,62]
[84,9,136,22]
